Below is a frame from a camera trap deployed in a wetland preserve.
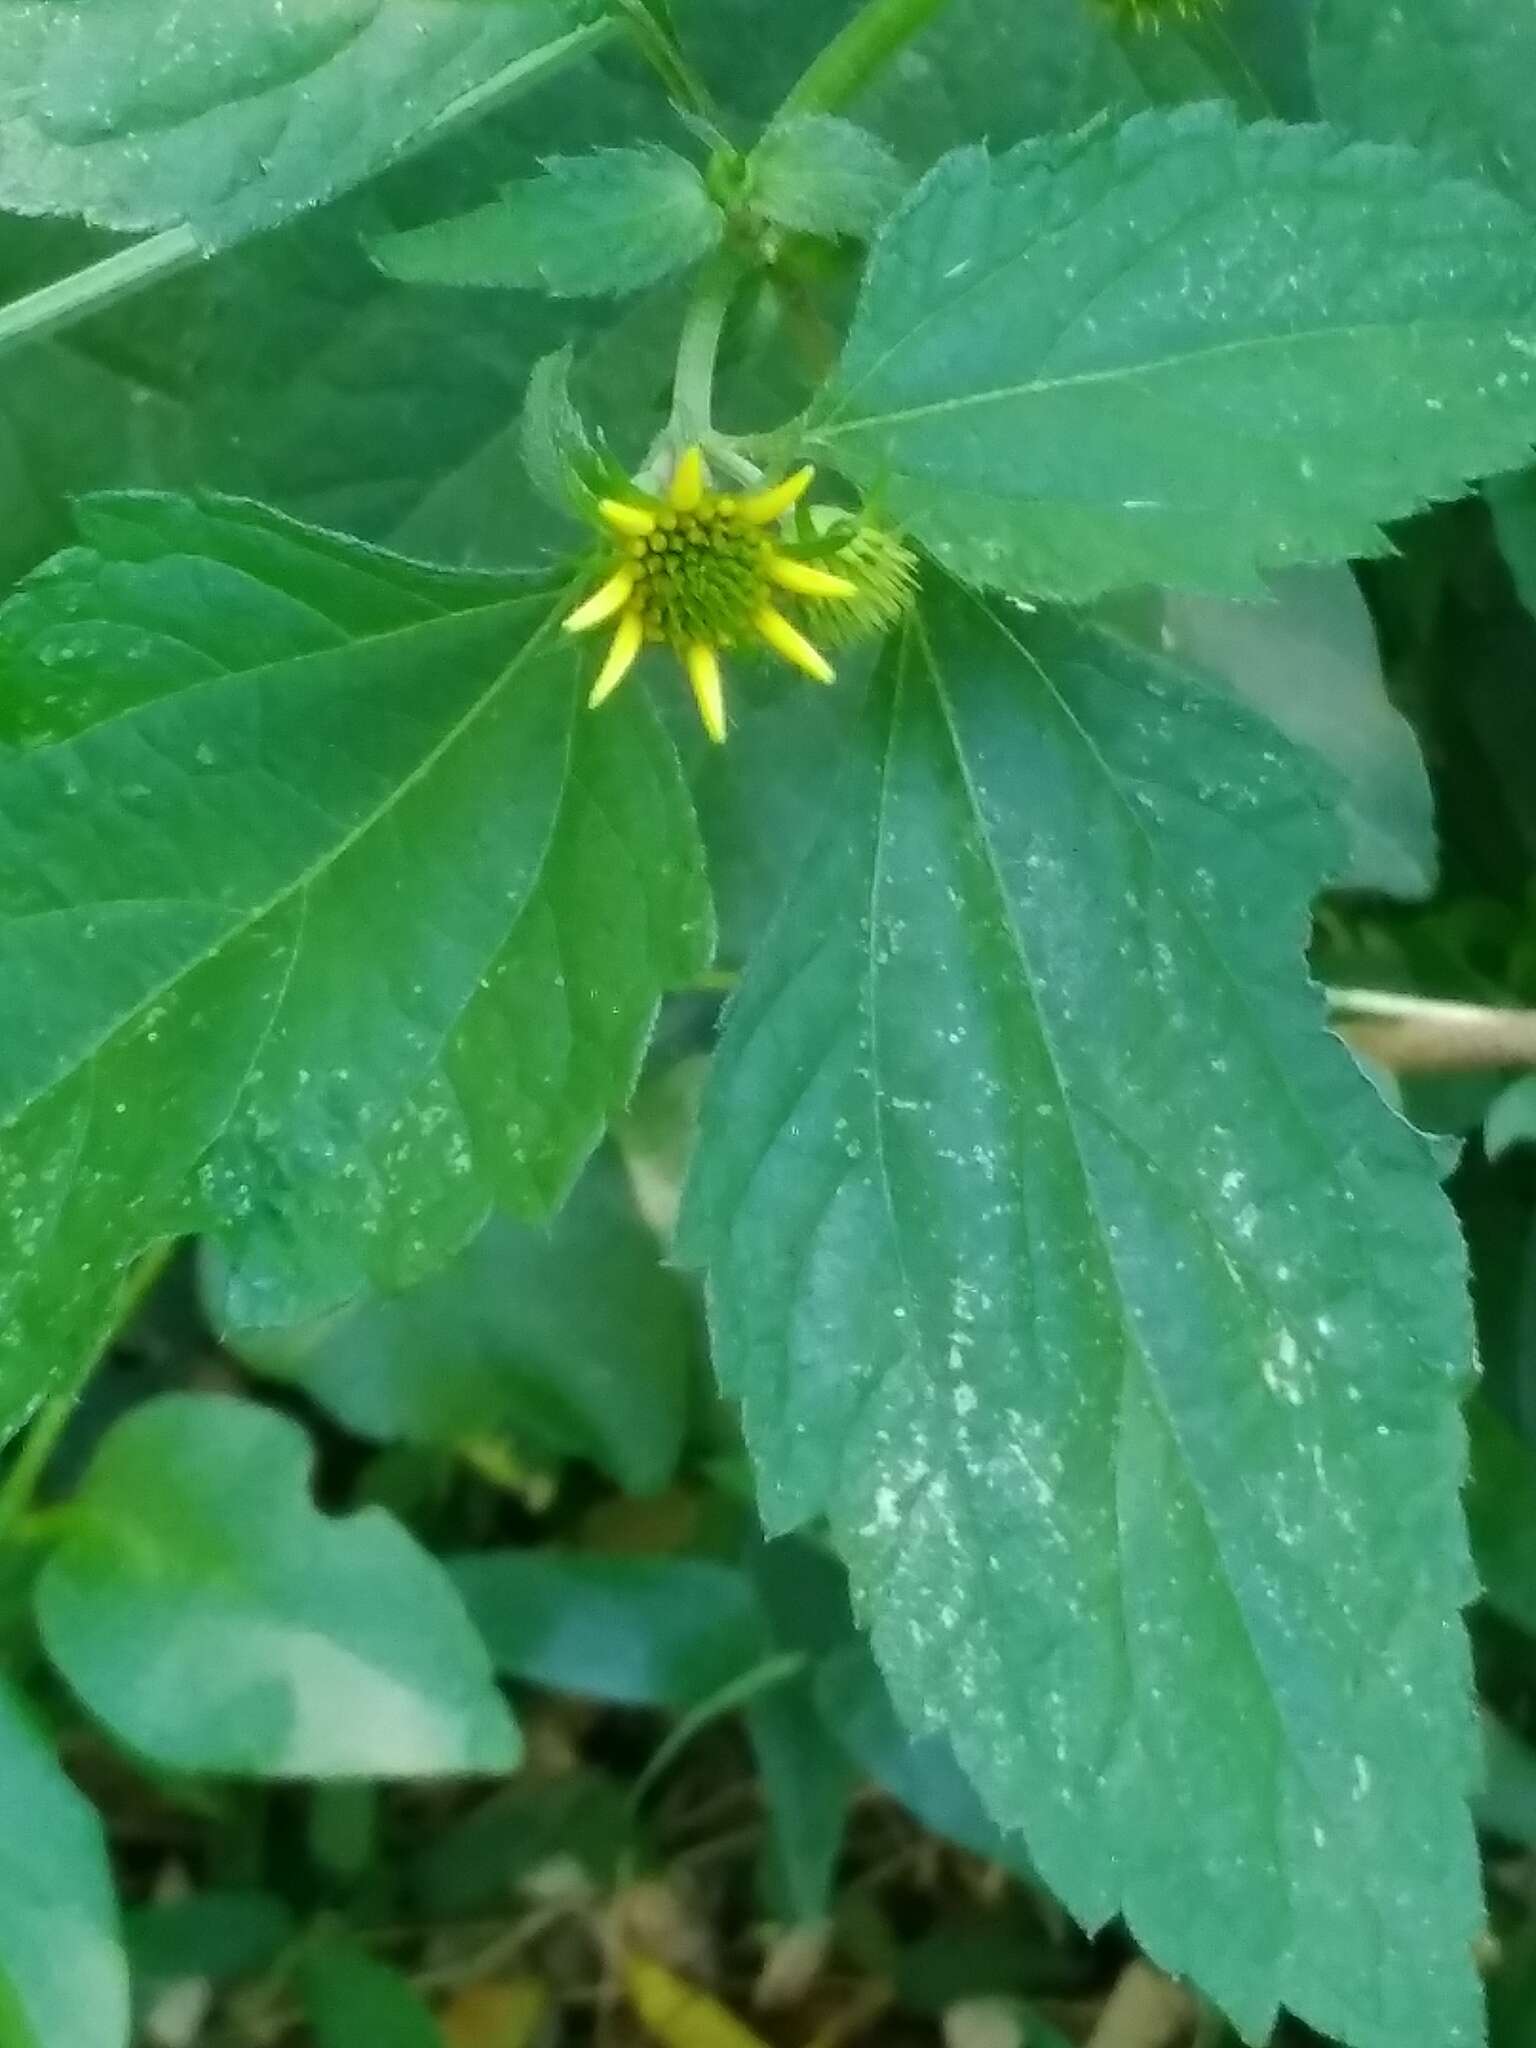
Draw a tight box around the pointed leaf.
[36,1392,518,1777]
[372,148,724,297]
[0,494,711,1440]
[809,105,1536,602]
[680,576,1480,2048]
[0,0,605,245]
[749,118,905,240]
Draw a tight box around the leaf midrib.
[0,589,568,1137]
[900,592,1392,1811]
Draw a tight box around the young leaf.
[808,104,1536,603]
[1314,0,1536,214]
[0,0,605,246]
[372,147,724,297]
[680,574,1481,2048]
[213,1148,696,1496]
[749,117,906,240]
[0,494,712,1444]
[0,1682,129,2048]
[36,1392,519,1777]
[521,346,614,518]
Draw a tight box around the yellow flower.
[562,446,858,744]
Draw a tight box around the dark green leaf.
[680,577,1480,2047]
[372,147,723,296]
[452,1551,770,1707]
[747,1682,856,1921]
[0,0,606,246]
[299,1942,442,2048]
[749,117,905,240]
[809,106,1536,603]
[1468,1395,1536,1638]
[1314,0,1536,212]
[0,494,711,1440]
[36,1392,519,1776]
[0,1682,128,2048]
[125,1893,295,1988]
[214,1147,696,1493]
[413,1771,632,1918]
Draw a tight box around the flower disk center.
[630,502,771,650]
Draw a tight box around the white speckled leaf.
[0,0,599,245]
[1314,0,1536,214]
[680,573,1481,2048]
[0,493,711,1439]
[808,103,1536,603]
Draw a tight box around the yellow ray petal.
[754,605,834,683]
[766,554,858,601]
[686,643,727,743]
[599,497,658,538]
[564,567,637,634]
[738,465,815,526]
[668,445,706,513]
[589,610,645,707]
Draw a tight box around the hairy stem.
[668,250,747,448]
[778,0,953,119]
[0,18,615,364]
[0,227,201,364]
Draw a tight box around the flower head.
[563,447,859,743]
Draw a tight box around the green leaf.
[1489,467,1536,627]
[808,104,1536,604]
[1467,1395,1536,1638]
[452,1550,771,1707]
[372,147,723,296]
[814,1645,1032,1879]
[213,1147,696,1494]
[1487,1076,1536,1162]
[1159,567,1437,900]
[0,493,711,1441]
[299,1942,442,2048]
[413,1770,632,1918]
[747,1681,855,1922]
[125,1892,295,1989]
[521,346,613,519]
[0,0,606,246]
[679,577,1481,2048]
[749,117,905,240]
[36,1392,518,1778]
[1314,0,1536,213]
[0,1681,129,2048]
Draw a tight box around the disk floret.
[563,446,859,743]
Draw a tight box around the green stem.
[0,226,200,365]
[0,18,615,365]
[668,250,746,447]
[0,1239,178,1541]
[777,0,954,118]
[609,0,728,138]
